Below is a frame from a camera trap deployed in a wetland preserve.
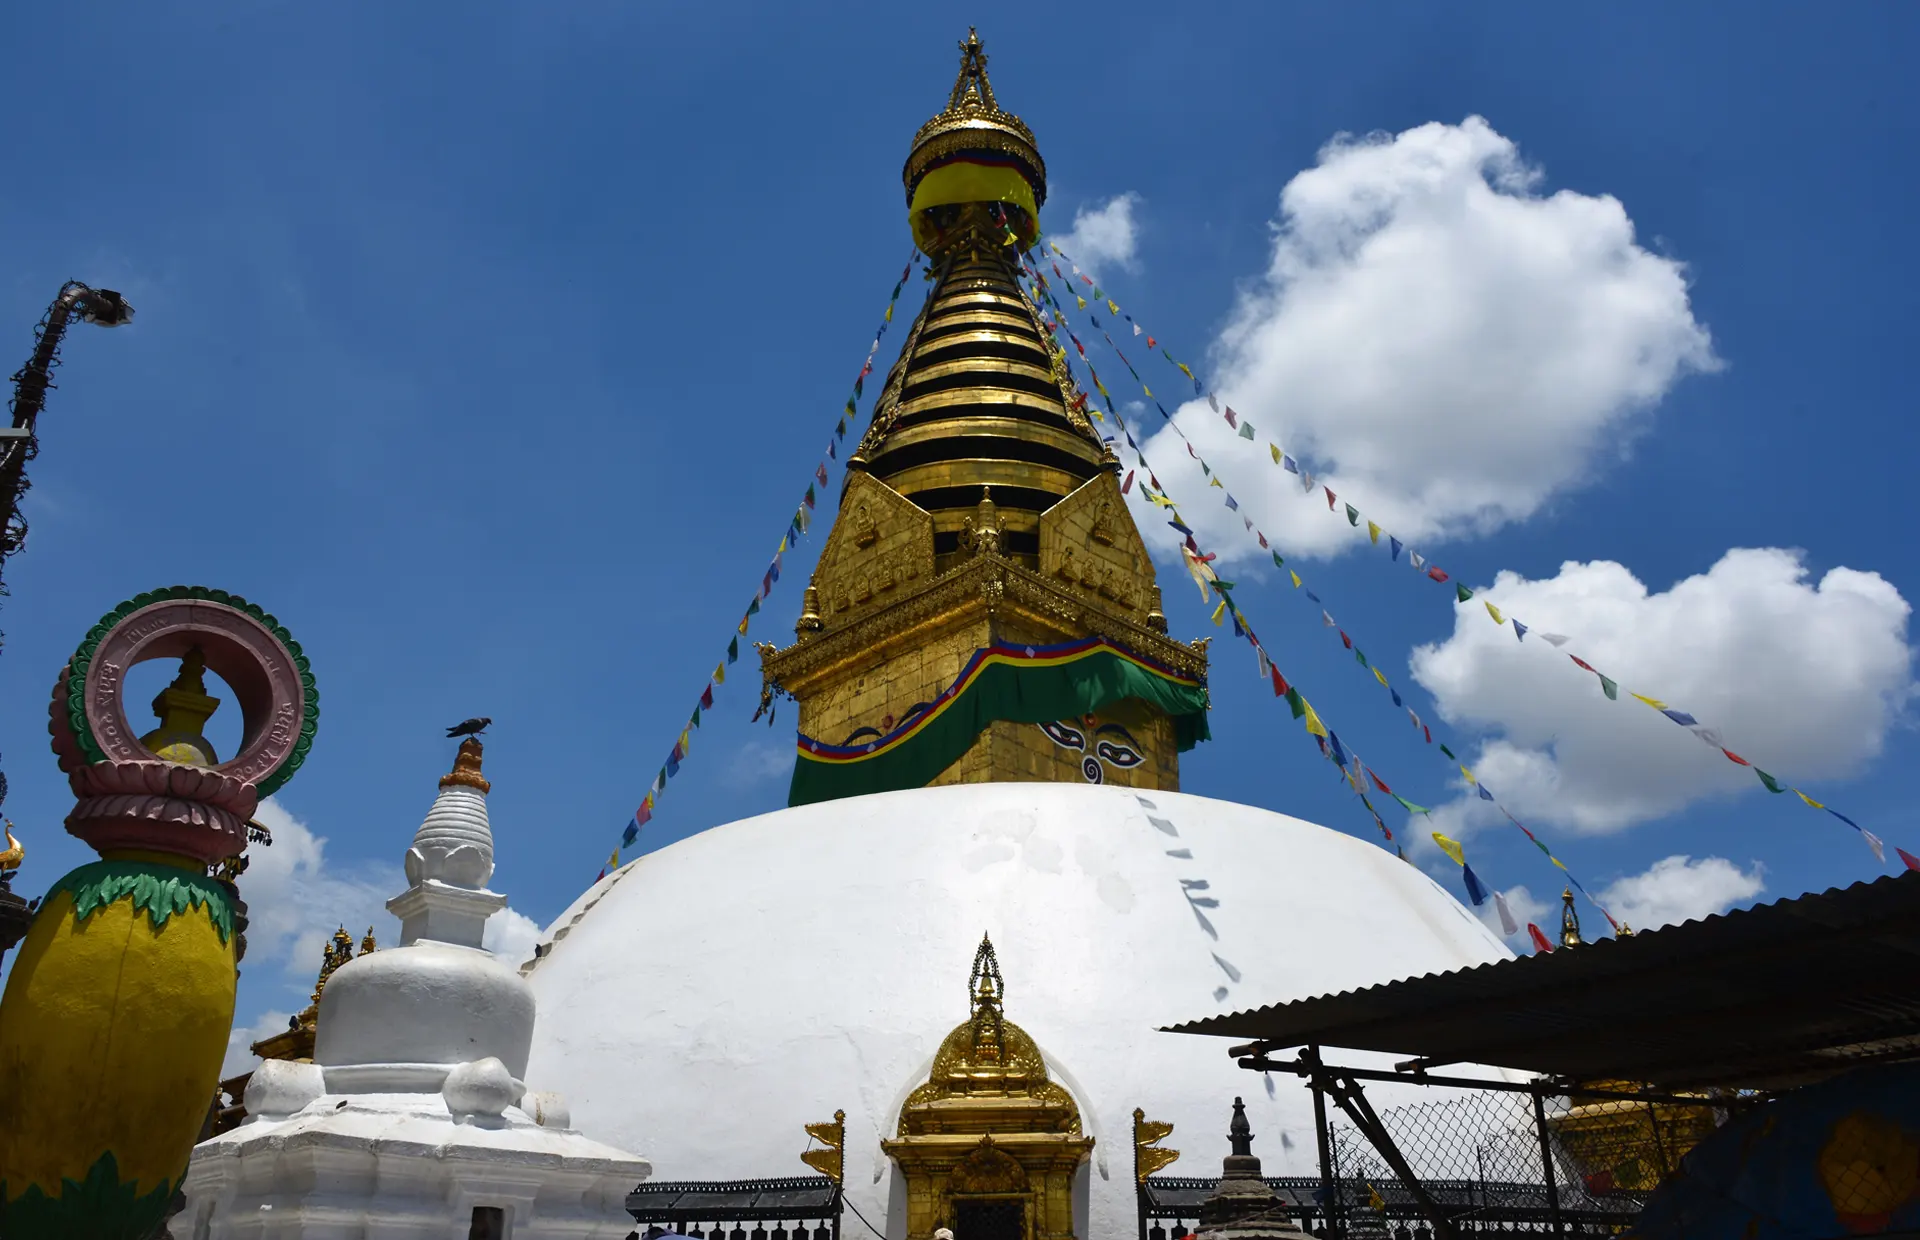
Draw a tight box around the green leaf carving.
[48,860,236,944]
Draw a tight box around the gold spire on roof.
[140,645,222,766]
[440,736,492,794]
[1560,887,1583,948]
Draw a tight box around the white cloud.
[483,906,543,968]
[1128,116,1718,565]
[221,1007,296,1081]
[1409,548,1914,834]
[239,799,401,992]
[1600,854,1765,931]
[1051,192,1141,278]
[1475,883,1550,942]
[728,738,795,784]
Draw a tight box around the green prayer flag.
[1345,504,1360,527]
[1201,462,1211,476]
[1599,675,1619,700]
[1285,687,1306,720]
[804,484,816,506]
[746,598,760,617]
[1390,792,1430,815]
[1272,552,1285,568]
[727,637,739,663]
[1456,584,1473,603]
[1238,423,1255,440]
[1755,768,1786,794]
[690,708,701,728]
[1440,744,1457,760]
[1355,649,1369,668]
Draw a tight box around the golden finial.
[1560,887,1583,948]
[439,737,492,794]
[140,644,223,766]
[0,820,23,874]
[359,925,377,955]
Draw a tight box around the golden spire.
[359,925,378,955]
[140,645,222,766]
[903,29,1046,255]
[439,736,492,794]
[1560,887,1583,948]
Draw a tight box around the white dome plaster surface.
[524,783,1515,1240]
[316,940,537,1086]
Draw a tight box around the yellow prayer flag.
[1077,296,1087,310]
[1107,300,1120,315]
[1095,379,1110,397]
[1143,385,1153,398]
[714,664,726,685]
[1551,857,1568,871]
[1210,600,1226,626]
[1460,765,1478,784]
[1373,667,1390,688]
[1209,476,1223,488]
[1271,444,1282,464]
[1367,1184,1386,1212]
[607,848,621,869]
[1796,790,1826,810]
[1178,362,1194,379]
[1367,521,1381,545]
[1432,833,1467,867]
[779,535,790,554]
[1302,701,1328,739]
[1630,693,1668,710]
[1290,570,1302,588]
[738,617,750,635]
[884,303,894,322]
[678,728,690,753]
[1485,600,1504,625]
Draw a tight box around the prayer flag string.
[1030,243,1905,876]
[1026,260,1633,932]
[592,249,922,883]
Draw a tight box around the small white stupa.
[175,739,651,1240]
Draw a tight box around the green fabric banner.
[789,640,1209,807]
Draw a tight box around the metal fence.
[1144,1053,1749,1240]
[624,1176,843,1240]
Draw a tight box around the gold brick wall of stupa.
[759,32,1205,794]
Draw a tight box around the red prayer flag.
[1899,847,1920,872]
[1325,487,1337,510]
[1426,566,1450,584]
[1528,924,1555,953]
[634,800,653,827]
[1340,631,1353,650]
[1722,748,1751,766]
[1224,407,1238,427]
[1270,666,1290,697]
[1258,533,1269,548]
[1370,771,1392,795]
[815,463,829,486]
[1121,469,1135,495]
[1423,725,1432,744]
[1147,336,1157,348]
[699,685,715,710]
[1570,656,1598,673]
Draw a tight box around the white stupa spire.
[388,738,507,948]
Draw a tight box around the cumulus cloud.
[728,738,796,784]
[1410,548,1913,834]
[1051,192,1141,277]
[1129,116,1718,565]
[483,906,543,968]
[1600,855,1765,931]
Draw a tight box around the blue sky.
[3,3,1917,1050]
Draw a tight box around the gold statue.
[0,821,22,874]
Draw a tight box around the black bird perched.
[446,717,492,739]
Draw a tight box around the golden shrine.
[884,936,1093,1240]
[760,30,1208,797]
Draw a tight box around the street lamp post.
[0,281,134,850]
[2,281,135,584]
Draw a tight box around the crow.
[446,717,492,739]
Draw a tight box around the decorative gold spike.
[800,1109,847,1182]
[440,737,492,793]
[1134,1107,1180,1181]
[359,926,377,955]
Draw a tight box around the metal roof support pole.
[1305,1046,1340,1239]
[1324,1069,1458,1240]
[1531,1088,1566,1240]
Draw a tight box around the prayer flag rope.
[593,250,922,882]
[1030,271,1631,934]
[1031,245,1907,876]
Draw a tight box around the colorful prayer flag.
[1493,890,1519,936]
[1432,833,1466,867]
[1528,923,1555,953]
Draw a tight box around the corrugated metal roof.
[626,1177,841,1221]
[1163,870,1920,1089]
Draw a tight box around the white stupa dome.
[524,782,1513,1240]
